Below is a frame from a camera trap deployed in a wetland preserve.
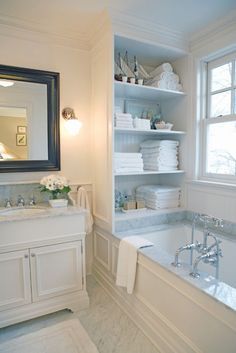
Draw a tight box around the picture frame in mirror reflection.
[16,134,27,146]
[17,125,27,133]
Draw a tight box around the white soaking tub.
[141,224,236,288]
[94,222,236,352]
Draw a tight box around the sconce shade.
[0,80,14,87]
[62,107,82,136]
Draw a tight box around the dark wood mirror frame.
[0,65,60,173]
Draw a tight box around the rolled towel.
[77,187,93,234]
[149,63,173,77]
[116,236,154,294]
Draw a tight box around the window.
[200,52,236,182]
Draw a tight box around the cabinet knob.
[31,253,36,257]
[24,254,29,259]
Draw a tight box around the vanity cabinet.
[0,209,89,328]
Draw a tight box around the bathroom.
[0,0,236,352]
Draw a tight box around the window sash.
[200,51,236,183]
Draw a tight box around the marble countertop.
[0,204,87,223]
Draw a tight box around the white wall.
[0,30,92,185]
[187,16,236,222]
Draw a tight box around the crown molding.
[108,9,189,54]
[0,10,190,54]
[190,10,236,55]
[0,14,90,51]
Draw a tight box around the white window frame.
[199,51,236,184]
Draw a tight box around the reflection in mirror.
[0,65,60,172]
[0,80,48,161]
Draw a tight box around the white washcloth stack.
[114,152,143,173]
[136,185,181,209]
[133,117,150,130]
[140,140,179,171]
[115,113,133,129]
[146,63,183,92]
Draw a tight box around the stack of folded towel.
[133,117,150,130]
[140,140,179,171]
[114,152,143,173]
[136,184,181,209]
[146,63,183,91]
[115,113,133,129]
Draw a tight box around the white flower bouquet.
[40,175,71,200]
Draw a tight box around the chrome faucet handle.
[17,195,25,207]
[5,199,12,208]
[29,196,36,206]
[212,217,224,228]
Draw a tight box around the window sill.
[186,179,236,192]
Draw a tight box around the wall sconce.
[62,107,82,136]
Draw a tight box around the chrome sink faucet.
[17,195,25,207]
[5,199,12,208]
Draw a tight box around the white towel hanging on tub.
[116,236,154,294]
[77,187,93,234]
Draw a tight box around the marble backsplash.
[0,183,47,207]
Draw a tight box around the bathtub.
[141,223,236,289]
[93,222,236,352]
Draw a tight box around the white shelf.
[114,127,186,135]
[114,170,185,176]
[115,81,186,101]
[115,207,185,221]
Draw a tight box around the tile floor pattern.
[0,276,159,353]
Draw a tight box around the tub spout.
[171,242,200,267]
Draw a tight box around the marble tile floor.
[0,276,159,353]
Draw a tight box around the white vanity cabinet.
[0,208,89,328]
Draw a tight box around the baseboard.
[92,263,201,353]
[0,290,89,329]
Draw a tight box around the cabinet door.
[0,250,31,311]
[30,241,83,302]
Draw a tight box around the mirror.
[0,65,60,172]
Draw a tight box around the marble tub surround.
[186,210,236,239]
[115,222,236,312]
[115,209,187,232]
[140,242,236,312]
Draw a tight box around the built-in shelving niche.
[113,35,189,229]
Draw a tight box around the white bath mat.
[0,319,99,353]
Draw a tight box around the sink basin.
[0,207,47,217]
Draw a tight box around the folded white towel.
[115,113,132,119]
[140,140,179,148]
[115,153,142,159]
[115,168,143,173]
[136,185,181,194]
[116,236,154,294]
[77,187,93,234]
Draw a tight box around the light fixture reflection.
[62,107,82,136]
[0,80,14,87]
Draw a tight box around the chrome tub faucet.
[190,232,222,279]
